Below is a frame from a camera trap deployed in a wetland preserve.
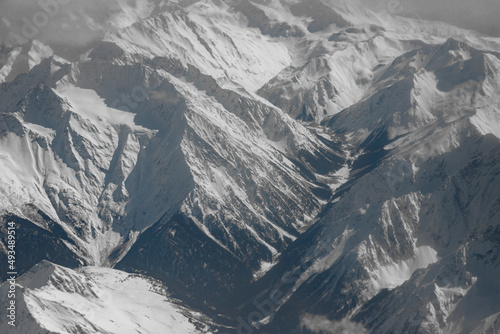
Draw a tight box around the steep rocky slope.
[0,0,499,333]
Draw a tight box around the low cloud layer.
[361,0,500,37]
[300,313,369,334]
[1,0,498,49]
[0,0,116,48]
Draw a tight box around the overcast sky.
[361,0,500,37]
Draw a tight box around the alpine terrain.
[0,0,499,333]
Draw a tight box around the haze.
[362,0,500,37]
[1,0,499,49]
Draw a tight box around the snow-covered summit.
[0,0,499,333]
[0,261,212,333]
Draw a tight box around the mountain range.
[0,0,499,333]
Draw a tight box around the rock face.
[0,1,499,333]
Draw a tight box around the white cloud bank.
[300,313,369,334]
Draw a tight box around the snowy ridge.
[0,0,345,310]
[0,1,499,333]
[0,261,211,334]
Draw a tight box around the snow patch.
[371,245,438,291]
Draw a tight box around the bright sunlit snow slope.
[0,1,500,334]
[0,261,211,334]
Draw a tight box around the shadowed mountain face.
[0,1,500,333]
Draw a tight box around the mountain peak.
[1,1,500,333]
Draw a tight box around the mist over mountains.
[360,0,500,37]
[1,1,499,333]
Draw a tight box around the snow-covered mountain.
[0,0,345,310]
[0,260,215,333]
[1,0,499,333]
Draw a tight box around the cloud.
[360,0,500,37]
[300,313,368,334]
[0,0,117,48]
[1,0,498,50]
